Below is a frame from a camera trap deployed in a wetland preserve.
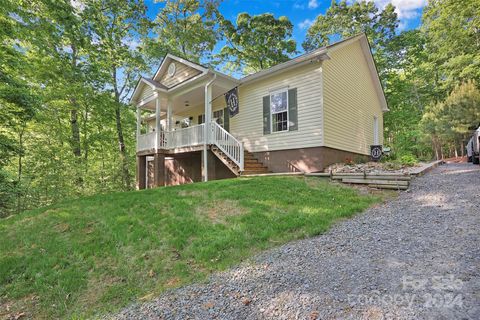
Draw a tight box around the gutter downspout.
[203,74,216,182]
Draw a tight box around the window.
[270,90,288,132]
[213,109,224,128]
[199,110,225,128]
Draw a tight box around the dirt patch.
[76,274,123,310]
[178,190,207,198]
[54,223,70,233]
[0,294,40,320]
[195,199,247,224]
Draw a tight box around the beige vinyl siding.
[323,40,384,155]
[230,63,323,152]
[139,84,154,101]
[159,62,201,88]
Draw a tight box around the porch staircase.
[211,146,270,176]
[242,151,271,175]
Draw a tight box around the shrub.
[399,154,418,166]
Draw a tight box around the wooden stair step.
[244,163,266,168]
[242,171,271,175]
[243,168,270,172]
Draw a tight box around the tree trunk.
[16,127,25,213]
[69,44,82,158]
[112,66,132,190]
[115,104,131,189]
[70,107,81,157]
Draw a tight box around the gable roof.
[130,77,167,103]
[152,54,209,82]
[132,33,388,111]
[325,34,388,112]
[238,33,388,112]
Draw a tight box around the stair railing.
[210,121,244,172]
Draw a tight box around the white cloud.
[298,19,314,30]
[369,0,426,19]
[70,0,85,12]
[122,38,141,50]
[308,0,319,9]
[293,3,305,9]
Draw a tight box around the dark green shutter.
[223,108,229,131]
[263,96,270,135]
[198,115,203,124]
[288,88,298,131]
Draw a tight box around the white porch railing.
[210,121,244,171]
[137,122,244,171]
[165,124,205,149]
[137,131,157,152]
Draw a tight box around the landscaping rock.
[111,163,480,320]
[324,161,422,175]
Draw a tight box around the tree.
[217,13,297,75]
[0,0,38,214]
[382,30,436,158]
[84,0,150,190]
[303,0,397,75]
[147,0,221,63]
[422,0,480,94]
[421,81,480,158]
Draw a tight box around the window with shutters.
[270,90,288,132]
[198,114,205,124]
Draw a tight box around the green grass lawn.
[0,176,386,319]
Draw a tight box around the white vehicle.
[466,137,473,162]
[472,127,480,165]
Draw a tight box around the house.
[131,33,388,189]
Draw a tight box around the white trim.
[137,93,158,108]
[373,115,379,145]
[269,89,289,133]
[319,64,325,146]
[269,85,290,94]
[153,54,208,82]
[131,78,166,104]
[357,36,389,112]
[241,49,329,85]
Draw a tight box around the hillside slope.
[0,176,382,319]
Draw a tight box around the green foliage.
[421,81,480,157]
[217,13,297,75]
[303,0,397,75]
[0,176,382,318]
[422,0,480,93]
[146,0,222,63]
[399,154,418,167]
[0,0,148,215]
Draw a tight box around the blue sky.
[144,0,427,54]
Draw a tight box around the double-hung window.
[270,90,289,132]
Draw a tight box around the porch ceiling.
[140,83,230,114]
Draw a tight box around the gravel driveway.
[112,162,479,320]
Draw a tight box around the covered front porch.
[131,55,243,188]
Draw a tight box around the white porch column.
[136,106,141,140]
[167,98,173,131]
[155,95,161,150]
[203,75,216,182]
